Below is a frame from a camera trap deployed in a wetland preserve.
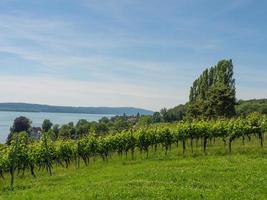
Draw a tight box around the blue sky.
[0,0,266,111]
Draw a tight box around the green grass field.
[0,139,266,200]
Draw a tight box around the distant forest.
[236,99,267,115]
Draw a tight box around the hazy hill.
[236,99,267,115]
[0,103,153,115]
[159,98,267,123]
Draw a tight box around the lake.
[0,111,113,143]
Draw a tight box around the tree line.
[6,114,153,143]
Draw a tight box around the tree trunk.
[223,139,226,148]
[30,165,36,178]
[182,139,186,157]
[10,167,14,191]
[165,145,168,156]
[131,148,135,160]
[203,137,207,154]
[260,133,264,147]
[190,138,193,154]
[229,139,232,153]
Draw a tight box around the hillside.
[0,103,153,115]
[236,99,267,115]
[159,99,267,123]
[0,138,266,200]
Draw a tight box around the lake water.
[0,111,113,143]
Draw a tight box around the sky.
[0,0,266,111]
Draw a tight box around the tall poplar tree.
[187,59,236,119]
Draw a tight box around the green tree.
[112,118,130,132]
[11,116,31,133]
[138,115,153,126]
[59,123,76,139]
[152,112,161,123]
[207,83,236,118]
[42,119,53,132]
[7,116,31,144]
[187,59,236,119]
[99,117,109,124]
[76,119,90,137]
[52,124,60,139]
[160,108,169,122]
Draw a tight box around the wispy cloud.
[0,12,211,83]
[0,0,266,110]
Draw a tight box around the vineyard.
[0,113,266,191]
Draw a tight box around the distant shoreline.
[0,103,153,116]
[0,110,116,115]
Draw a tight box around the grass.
[0,138,266,200]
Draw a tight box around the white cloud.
[0,5,265,111]
[0,12,193,110]
[0,12,222,67]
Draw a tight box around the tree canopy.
[10,116,31,133]
[6,116,32,144]
[187,59,236,119]
[42,119,53,132]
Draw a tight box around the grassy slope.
[0,139,266,200]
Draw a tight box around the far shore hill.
[0,103,153,116]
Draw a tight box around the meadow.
[0,136,266,200]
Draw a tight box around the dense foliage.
[6,116,32,145]
[0,113,266,190]
[42,119,53,132]
[154,98,267,124]
[187,59,236,118]
[236,99,267,115]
